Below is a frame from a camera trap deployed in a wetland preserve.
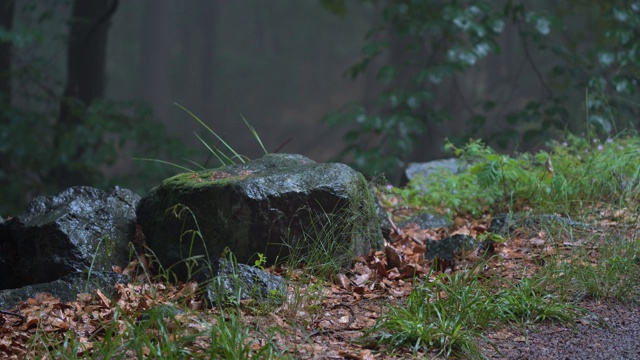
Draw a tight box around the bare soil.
[482,299,640,360]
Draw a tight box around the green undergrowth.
[391,133,640,217]
[130,130,639,358]
[114,129,639,359]
[540,228,640,303]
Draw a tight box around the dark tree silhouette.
[54,0,119,187]
[0,0,15,184]
[0,0,14,105]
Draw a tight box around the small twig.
[386,212,424,245]
[273,137,293,153]
[386,212,404,236]
[310,304,356,337]
[334,303,355,330]
[452,77,477,117]
[0,309,25,319]
[518,22,554,98]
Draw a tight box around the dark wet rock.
[424,234,484,271]
[0,186,139,290]
[206,256,286,306]
[137,153,385,282]
[402,158,467,186]
[0,219,9,287]
[0,271,129,310]
[488,213,515,236]
[425,234,477,261]
[399,212,453,229]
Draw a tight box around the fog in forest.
[106,1,377,163]
[102,0,558,171]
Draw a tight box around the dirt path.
[482,299,640,359]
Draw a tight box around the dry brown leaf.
[335,273,351,290]
[385,245,403,269]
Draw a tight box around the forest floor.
[1,191,639,359]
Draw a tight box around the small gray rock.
[399,212,453,229]
[403,158,466,186]
[425,234,477,262]
[206,257,286,306]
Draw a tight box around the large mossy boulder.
[136,154,385,282]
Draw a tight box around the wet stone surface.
[137,153,385,282]
[0,186,138,289]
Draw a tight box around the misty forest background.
[0,0,639,215]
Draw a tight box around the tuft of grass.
[495,276,585,326]
[135,103,268,171]
[542,231,640,303]
[279,280,326,322]
[279,205,355,279]
[149,203,215,284]
[279,180,380,280]
[364,265,495,358]
[200,307,286,359]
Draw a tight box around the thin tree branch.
[518,22,554,98]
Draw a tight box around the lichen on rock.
[136,153,386,282]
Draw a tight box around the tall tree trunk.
[0,0,15,182]
[60,0,117,120]
[141,0,172,132]
[0,0,14,106]
[54,0,118,187]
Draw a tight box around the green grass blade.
[182,158,207,170]
[194,132,234,166]
[132,157,194,172]
[241,114,268,154]
[175,102,244,163]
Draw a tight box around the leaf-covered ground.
[1,193,639,359]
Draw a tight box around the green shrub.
[392,134,640,216]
